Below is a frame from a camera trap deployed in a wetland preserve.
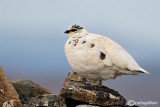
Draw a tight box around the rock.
[68,72,87,82]
[25,94,100,107]
[0,67,137,107]
[25,94,66,107]
[77,105,138,107]
[60,72,126,107]
[11,79,52,104]
[65,98,94,107]
[76,105,138,107]
[0,66,19,107]
[3,100,27,107]
[76,105,139,107]
[76,105,100,107]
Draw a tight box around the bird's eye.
[70,29,77,32]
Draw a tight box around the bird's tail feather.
[137,68,151,74]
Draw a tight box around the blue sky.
[0,0,160,106]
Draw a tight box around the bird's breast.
[65,37,104,73]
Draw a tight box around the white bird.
[64,25,150,85]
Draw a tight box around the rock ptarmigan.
[64,25,150,85]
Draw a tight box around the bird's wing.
[91,34,140,70]
[105,36,139,70]
[102,35,150,74]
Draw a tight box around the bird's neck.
[68,29,88,38]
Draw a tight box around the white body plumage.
[64,25,150,83]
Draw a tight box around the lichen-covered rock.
[68,72,87,82]
[3,100,27,107]
[76,105,100,107]
[60,72,126,107]
[76,105,138,107]
[11,79,52,104]
[24,94,101,107]
[26,94,66,107]
[0,66,19,107]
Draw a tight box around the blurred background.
[0,0,159,106]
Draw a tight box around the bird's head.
[64,25,87,37]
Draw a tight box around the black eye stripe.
[70,29,77,32]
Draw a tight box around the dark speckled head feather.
[71,25,83,29]
[64,25,83,34]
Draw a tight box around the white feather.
[65,26,150,81]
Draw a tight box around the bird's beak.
[64,30,70,34]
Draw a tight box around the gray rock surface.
[3,100,27,107]
[11,79,51,104]
[26,94,66,107]
[60,72,126,106]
